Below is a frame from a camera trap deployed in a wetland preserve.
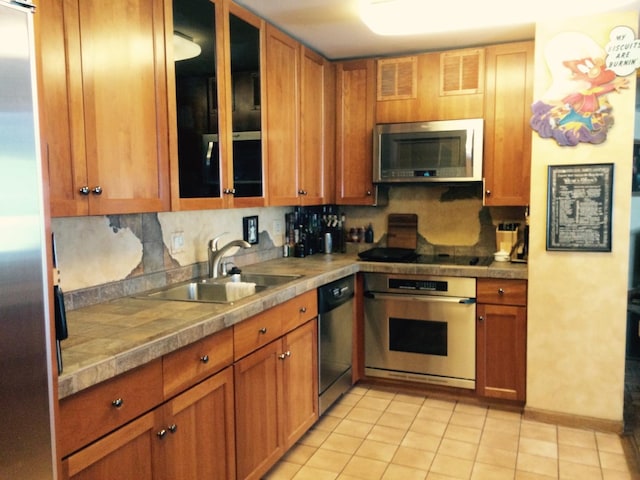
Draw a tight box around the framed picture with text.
[546,163,613,252]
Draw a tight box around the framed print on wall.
[243,215,259,245]
[546,163,613,252]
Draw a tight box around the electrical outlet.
[170,231,184,255]
[272,220,283,236]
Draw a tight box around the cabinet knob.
[79,186,90,195]
[92,186,102,195]
[111,398,124,408]
[478,316,484,322]
[157,429,167,439]
[498,288,504,295]
[200,354,209,364]
[259,327,267,334]
[366,190,372,196]
[298,189,307,195]
[299,306,307,313]
[485,190,492,196]
[168,424,177,433]
[223,188,236,195]
[278,351,291,360]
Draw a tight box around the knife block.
[496,227,518,253]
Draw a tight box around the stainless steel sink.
[138,273,302,304]
[235,273,302,287]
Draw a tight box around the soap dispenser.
[229,266,242,282]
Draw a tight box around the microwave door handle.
[366,293,475,304]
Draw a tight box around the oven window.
[389,318,447,356]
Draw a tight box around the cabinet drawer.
[281,290,317,333]
[477,279,527,306]
[59,358,163,458]
[234,309,283,361]
[162,327,233,399]
[233,291,318,361]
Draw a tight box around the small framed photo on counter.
[243,215,259,245]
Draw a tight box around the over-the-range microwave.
[373,118,483,183]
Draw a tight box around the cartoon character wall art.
[530,29,638,147]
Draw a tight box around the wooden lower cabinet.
[63,367,235,480]
[235,319,318,480]
[476,279,527,402]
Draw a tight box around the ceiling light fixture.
[358,0,636,36]
[173,31,201,61]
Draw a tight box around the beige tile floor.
[264,385,640,480]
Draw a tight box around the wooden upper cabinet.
[264,25,300,206]
[168,0,266,211]
[375,48,484,124]
[39,0,170,216]
[300,47,335,205]
[335,59,376,205]
[483,41,534,206]
[265,30,332,206]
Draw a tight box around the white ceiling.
[233,0,640,60]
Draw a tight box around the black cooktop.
[416,254,493,266]
[358,248,492,266]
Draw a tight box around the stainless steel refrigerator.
[0,1,58,478]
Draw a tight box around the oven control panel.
[389,278,447,292]
[364,273,475,298]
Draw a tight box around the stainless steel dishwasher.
[318,275,354,414]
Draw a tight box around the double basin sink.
[140,272,302,304]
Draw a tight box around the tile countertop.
[58,254,527,399]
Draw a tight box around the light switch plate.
[170,231,184,254]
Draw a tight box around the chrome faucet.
[208,235,251,278]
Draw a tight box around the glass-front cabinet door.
[228,10,263,200]
[169,0,264,209]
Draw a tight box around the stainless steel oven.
[364,273,476,389]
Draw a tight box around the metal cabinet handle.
[157,429,167,439]
[366,190,372,196]
[299,306,307,313]
[79,186,90,195]
[259,327,267,334]
[168,424,177,433]
[278,351,291,360]
[498,288,504,295]
[112,398,123,408]
[92,186,102,195]
[486,190,492,196]
[200,355,209,363]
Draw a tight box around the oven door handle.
[365,292,476,304]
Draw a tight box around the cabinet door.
[299,47,332,205]
[375,50,484,123]
[227,5,265,206]
[169,0,226,209]
[483,41,534,206]
[265,25,300,206]
[37,0,88,217]
[282,319,318,449]
[157,367,236,480]
[476,303,527,401]
[66,0,170,215]
[234,340,284,480]
[63,410,158,480]
[335,60,376,205]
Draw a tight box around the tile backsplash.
[52,185,524,310]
